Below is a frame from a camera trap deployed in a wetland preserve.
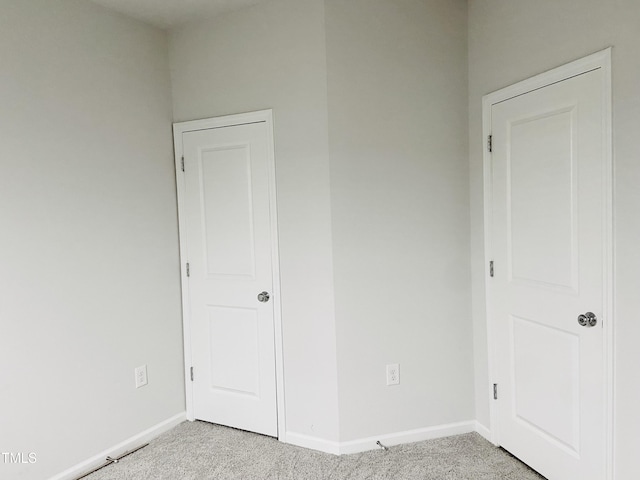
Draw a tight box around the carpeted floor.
[83,421,545,479]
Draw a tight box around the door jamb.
[172,110,287,441]
[481,48,613,479]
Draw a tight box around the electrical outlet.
[386,363,400,386]
[135,365,148,389]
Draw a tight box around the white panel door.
[180,119,278,437]
[490,69,606,479]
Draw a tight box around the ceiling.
[88,0,269,29]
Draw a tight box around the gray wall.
[468,1,640,477]
[169,0,473,446]
[169,0,341,443]
[325,0,473,441]
[0,1,184,479]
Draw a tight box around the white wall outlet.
[386,363,400,386]
[135,365,148,389]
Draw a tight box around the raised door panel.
[508,108,578,293]
[200,145,256,278]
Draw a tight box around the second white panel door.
[490,68,607,480]
[181,120,278,437]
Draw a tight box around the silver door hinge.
[493,383,498,400]
[487,135,493,153]
[186,263,190,277]
[190,367,194,382]
[181,156,185,172]
[489,261,494,278]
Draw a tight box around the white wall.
[468,1,640,477]
[325,0,473,441]
[0,1,184,479]
[169,0,341,443]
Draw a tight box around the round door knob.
[257,291,270,303]
[578,312,597,327]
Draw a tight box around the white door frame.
[173,109,287,440]
[482,48,614,479]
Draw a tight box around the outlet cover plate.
[135,365,148,388]
[386,363,400,386]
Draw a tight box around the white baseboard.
[286,420,476,456]
[285,431,341,455]
[474,421,492,442]
[338,420,476,455]
[50,412,186,480]
[52,415,493,478]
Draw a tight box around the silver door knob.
[578,312,597,327]
[257,291,270,303]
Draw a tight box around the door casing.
[482,48,614,479]
[173,110,287,440]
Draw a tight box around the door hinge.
[190,366,194,382]
[186,262,190,277]
[493,383,498,400]
[181,156,185,172]
[487,134,493,153]
[489,261,494,277]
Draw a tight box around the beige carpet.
[83,421,545,479]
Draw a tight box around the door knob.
[257,291,270,303]
[578,312,597,327]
